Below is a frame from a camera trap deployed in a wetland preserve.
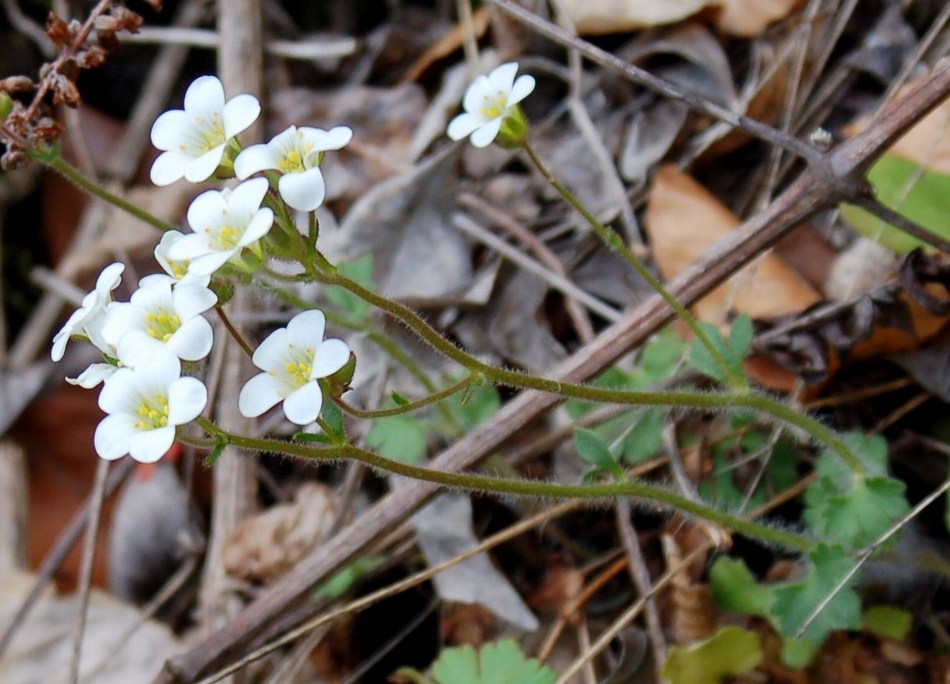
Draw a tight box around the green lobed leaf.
[620,408,666,464]
[367,415,427,463]
[314,555,384,599]
[862,605,913,640]
[727,315,754,368]
[574,427,625,479]
[324,255,374,321]
[445,382,500,431]
[839,154,950,254]
[804,476,909,550]
[661,626,763,684]
[688,321,731,383]
[430,639,556,684]
[772,544,862,643]
[709,557,775,617]
[814,432,890,491]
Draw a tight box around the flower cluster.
[51,75,355,462]
[51,62,536,464]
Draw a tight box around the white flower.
[94,352,207,463]
[234,125,352,212]
[154,230,212,287]
[238,309,350,425]
[103,274,217,363]
[51,262,125,362]
[150,75,261,186]
[167,178,274,275]
[447,62,535,148]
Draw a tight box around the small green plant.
[394,639,556,684]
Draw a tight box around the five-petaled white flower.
[103,274,218,363]
[154,230,212,287]
[234,125,352,212]
[51,262,125,362]
[238,309,350,425]
[167,178,274,275]
[150,75,261,186]
[447,62,535,148]
[94,351,207,463]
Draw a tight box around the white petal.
[186,188,229,232]
[184,75,225,119]
[133,350,182,393]
[237,207,274,247]
[507,74,535,106]
[166,232,211,261]
[98,367,136,414]
[278,167,326,212]
[234,143,280,179]
[131,277,172,308]
[238,372,285,417]
[96,262,126,294]
[188,250,233,276]
[115,330,165,368]
[447,112,485,141]
[183,147,225,183]
[228,177,270,217]
[168,316,214,361]
[129,427,176,463]
[470,118,503,148]
[101,303,140,346]
[283,381,322,425]
[138,273,173,289]
[167,376,207,425]
[150,109,190,150]
[307,125,353,151]
[51,307,86,361]
[173,283,217,319]
[489,62,519,95]
[252,327,289,371]
[462,74,493,113]
[287,309,326,347]
[94,414,136,460]
[311,338,350,378]
[66,363,116,388]
[150,151,187,186]
[222,93,261,138]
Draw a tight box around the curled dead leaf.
[222,483,338,582]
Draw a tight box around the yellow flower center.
[134,393,170,430]
[272,343,315,389]
[207,224,241,251]
[146,308,182,342]
[479,91,508,119]
[199,114,226,153]
[277,144,313,174]
[170,259,191,279]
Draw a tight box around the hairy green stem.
[187,422,814,552]
[521,141,746,390]
[31,148,176,233]
[214,304,254,359]
[308,264,864,474]
[336,373,479,419]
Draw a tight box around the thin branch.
[69,459,110,684]
[849,193,950,254]
[489,0,821,164]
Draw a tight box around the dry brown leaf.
[712,0,802,38]
[222,482,338,582]
[644,164,820,321]
[558,0,709,34]
[846,80,950,175]
[401,6,492,83]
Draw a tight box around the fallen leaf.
[411,493,539,630]
[557,0,709,34]
[222,482,337,582]
[645,164,820,322]
[713,0,803,37]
